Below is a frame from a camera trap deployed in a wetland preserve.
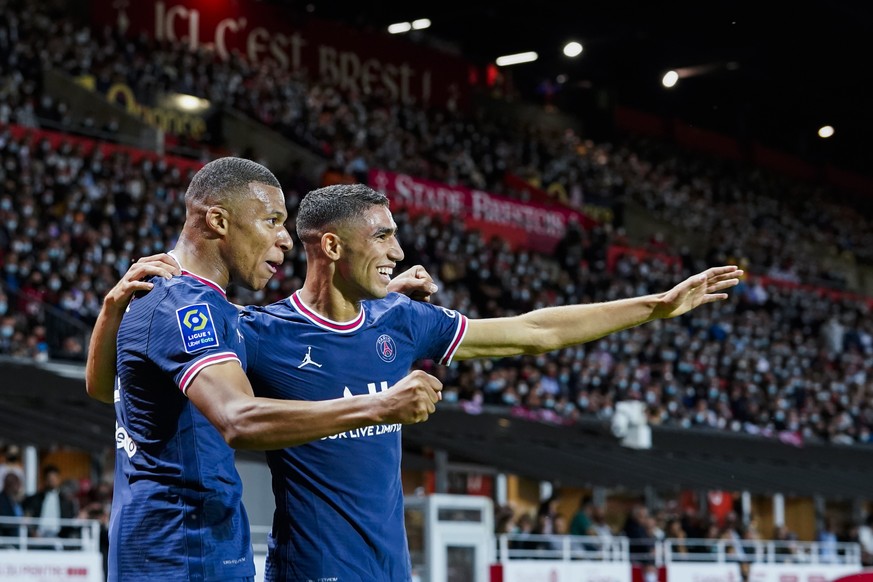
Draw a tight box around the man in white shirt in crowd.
[23,465,76,543]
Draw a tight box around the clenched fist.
[376,370,443,424]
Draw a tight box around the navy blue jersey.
[110,271,254,581]
[241,291,467,582]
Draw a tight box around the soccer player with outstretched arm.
[92,182,741,581]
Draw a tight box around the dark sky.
[299,0,873,172]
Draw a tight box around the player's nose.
[387,236,404,262]
[278,226,293,252]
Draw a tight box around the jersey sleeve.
[405,299,468,365]
[238,307,262,373]
[146,294,242,395]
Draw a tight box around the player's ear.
[205,206,230,236]
[321,232,342,260]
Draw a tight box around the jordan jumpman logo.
[298,346,323,369]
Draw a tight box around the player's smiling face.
[338,204,404,300]
[226,182,292,290]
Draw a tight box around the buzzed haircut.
[185,157,280,207]
[296,184,389,244]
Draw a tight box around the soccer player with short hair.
[240,183,742,581]
[85,159,442,581]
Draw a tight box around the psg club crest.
[376,334,397,363]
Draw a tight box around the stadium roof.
[300,0,873,174]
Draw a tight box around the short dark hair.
[185,157,280,207]
[296,184,388,244]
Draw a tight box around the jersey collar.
[289,291,365,333]
[168,251,227,297]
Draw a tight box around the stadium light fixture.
[563,41,583,57]
[172,93,211,113]
[663,63,725,88]
[496,51,538,67]
[818,125,835,138]
[387,22,412,34]
[388,19,430,34]
[662,70,679,88]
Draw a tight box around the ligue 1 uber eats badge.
[176,304,219,352]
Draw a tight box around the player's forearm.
[223,395,385,450]
[457,294,661,359]
[85,299,126,403]
[522,294,661,352]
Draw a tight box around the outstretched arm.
[454,265,742,360]
[85,254,180,402]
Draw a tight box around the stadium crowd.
[1,126,872,447]
[1,0,872,448]
[3,0,872,291]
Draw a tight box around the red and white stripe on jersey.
[181,270,226,297]
[178,351,240,395]
[438,314,468,366]
[289,291,365,333]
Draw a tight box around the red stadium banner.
[90,0,471,108]
[3,124,204,173]
[369,169,591,253]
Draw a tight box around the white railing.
[495,533,629,562]
[494,534,861,566]
[0,516,102,552]
[663,537,862,566]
